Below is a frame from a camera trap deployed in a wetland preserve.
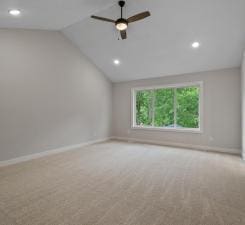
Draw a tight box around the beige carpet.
[0,141,245,225]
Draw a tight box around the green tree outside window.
[135,85,200,129]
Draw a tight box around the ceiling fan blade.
[120,30,127,40]
[91,15,115,23]
[127,11,151,23]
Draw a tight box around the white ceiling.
[1,0,245,82]
[63,0,245,82]
[0,0,115,30]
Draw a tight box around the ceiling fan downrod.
[118,1,125,18]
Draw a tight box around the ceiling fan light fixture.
[116,22,127,31]
[115,19,128,31]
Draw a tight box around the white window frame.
[131,81,203,133]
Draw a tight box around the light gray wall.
[242,53,245,159]
[0,29,112,161]
[112,68,241,154]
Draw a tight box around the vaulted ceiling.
[0,0,115,30]
[1,0,245,82]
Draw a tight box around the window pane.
[154,89,174,127]
[136,90,154,126]
[176,86,199,128]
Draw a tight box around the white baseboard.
[1,137,241,167]
[0,137,111,167]
[111,136,241,156]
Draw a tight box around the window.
[132,82,202,132]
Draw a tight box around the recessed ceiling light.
[114,59,120,65]
[9,9,21,16]
[192,42,200,48]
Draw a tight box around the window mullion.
[174,88,177,128]
[151,90,155,127]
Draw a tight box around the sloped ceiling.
[0,0,115,30]
[1,0,245,82]
[63,0,245,82]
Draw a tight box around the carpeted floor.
[0,141,245,225]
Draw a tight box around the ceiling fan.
[91,1,151,40]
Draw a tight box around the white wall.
[0,29,112,161]
[242,52,245,159]
[112,68,241,154]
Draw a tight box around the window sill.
[131,126,202,134]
